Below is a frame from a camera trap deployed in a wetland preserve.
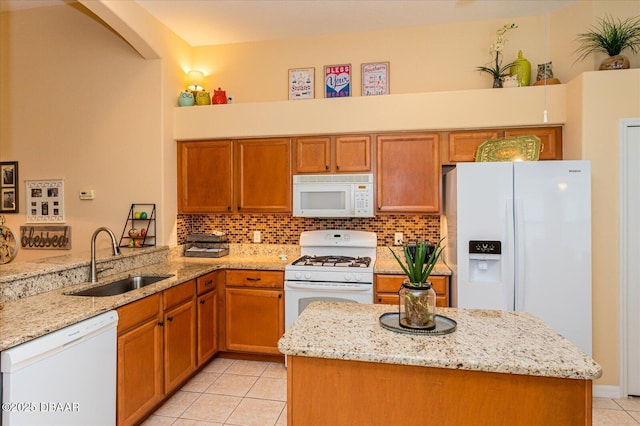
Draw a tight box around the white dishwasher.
[1,310,118,426]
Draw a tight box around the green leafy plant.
[389,238,445,287]
[476,23,518,86]
[575,15,640,61]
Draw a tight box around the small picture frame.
[1,161,18,213]
[26,179,65,223]
[288,67,315,100]
[324,64,351,98]
[362,62,390,96]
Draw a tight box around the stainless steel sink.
[68,275,174,297]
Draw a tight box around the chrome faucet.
[90,227,120,283]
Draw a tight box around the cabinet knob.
[158,321,164,326]
[278,294,282,299]
[227,206,231,211]
[325,165,329,170]
[167,316,173,322]
[336,165,340,170]
[204,279,214,286]
[200,299,205,304]
[246,277,261,281]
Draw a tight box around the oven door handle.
[284,281,372,291]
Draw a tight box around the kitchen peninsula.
[278,302,602,426]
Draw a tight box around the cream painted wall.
[0,4,163,261]
[581,69,640,387]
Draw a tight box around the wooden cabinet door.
[376,133,441,213]
[164,299,196,393]
[178,140,233,213]
[334,135,371,172]
[116,299,163,426]
[225,287,284,354]
[504,126,562,160]
[294,137,331,173]
[197,289,218,366]
[447,130,500,163]
[235,138,292,212]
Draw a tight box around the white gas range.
[284,230,377,330]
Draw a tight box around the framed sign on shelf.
[324,64,351,98]
[362,62,389,96]
[288,67,315,100]
[26,179,65,223]
[1,161,18,213]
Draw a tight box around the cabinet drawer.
[429,276,448,295]
[376,275,404,293]
[376,274,448,296]
[376,293,399,305]
[164,280,195,310]
[117,293,161,334]
[225,270,283,289]
[197,271,218,295]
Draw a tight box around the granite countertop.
[0,244,451,352]
[0,253,290,351]
[278,301,602,380]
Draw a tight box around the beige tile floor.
[142,358,639,426]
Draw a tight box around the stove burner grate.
[291,255,371,268]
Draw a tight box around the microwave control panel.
[354,184,373,216]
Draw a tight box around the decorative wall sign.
[288,67,315,100]
[324,64,351,98]
[1,161,18,213]
[26,179,65,223]
[362,62,390,96]
[20,225,71,250]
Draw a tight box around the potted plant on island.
[389,238,445,330]
[574,15,640,70]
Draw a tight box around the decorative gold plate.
[475,135,541,162]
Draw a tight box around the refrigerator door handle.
[506,199,515,309]
[514,199,526,310]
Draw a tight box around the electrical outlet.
[394,232,403,246]
[253,231,261,243]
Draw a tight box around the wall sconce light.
[187,70,204,92]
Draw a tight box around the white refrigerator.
[443,161,592,355]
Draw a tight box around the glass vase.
[398,280,436,330]
[492,76,502,88]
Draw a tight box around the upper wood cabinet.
[376,133,441,213]
[504,126,562,160]
[443,126,563,164]
[235,138,292,213]
[178,140,233,213]
[294,135,371,173]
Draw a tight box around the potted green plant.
[476,23,518,88]
[389,238,445,330]
[575,15,640,70]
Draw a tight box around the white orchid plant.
[476,23,518,87]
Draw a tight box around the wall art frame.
[26,179,65,223]
[362,62,390,96]
[288,67,315,100]
[324,64,351,98]
[1,161,18,213]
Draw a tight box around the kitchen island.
[278,302,602,426]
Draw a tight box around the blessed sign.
[20,225,71,250]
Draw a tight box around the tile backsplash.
[178,214,440,246]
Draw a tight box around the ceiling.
[0,0,577,46]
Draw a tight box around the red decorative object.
[212,88,227,104]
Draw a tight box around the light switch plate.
[394,232,403,246]
[253,231,261,243]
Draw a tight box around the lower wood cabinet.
[196,271,219,365]
[375,274,450,307]
[163,281,196,394]
[116,294,164,426]
[116,280,196,426]
[224,270,284,355]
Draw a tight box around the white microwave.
[292,174,374,218]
